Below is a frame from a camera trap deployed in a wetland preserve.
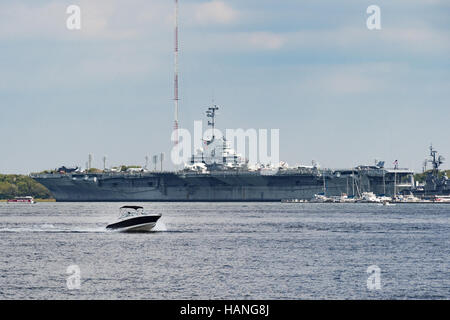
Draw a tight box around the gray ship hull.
[32,168,414,202]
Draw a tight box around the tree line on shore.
[0,175,52,200]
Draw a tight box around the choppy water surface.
[0,202,449,299]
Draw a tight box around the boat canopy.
[120,205,144,210]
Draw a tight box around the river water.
[0,202,449,299]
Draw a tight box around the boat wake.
[152,221,167,232]
[105,221,169,233]
[0,224,107,233]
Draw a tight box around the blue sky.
[1,0,449,173]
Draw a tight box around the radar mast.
[205,105,219,145]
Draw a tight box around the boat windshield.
[119,207,144,219]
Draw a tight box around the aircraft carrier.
[31,167,415,202]
[31,107,416,202]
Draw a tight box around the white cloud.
[248,32,286,50]
[193,1,238,25]
[382,27,450,53]
[0,2,66,38]
[297,63,401,95]
[278,26,450,55]
[184,30,289,52]
[0,0,171,40]
[300,72,377,95]
[182,24,449,56]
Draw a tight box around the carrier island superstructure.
[31,107,416,202]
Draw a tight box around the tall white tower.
[173,0,180,145]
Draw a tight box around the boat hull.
[106,215,161,232]
[7,198,35,204]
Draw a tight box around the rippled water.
[0,202,449,299]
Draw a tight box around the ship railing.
[30,173,60,179]
[30,171,175,179]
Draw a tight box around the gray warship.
[414,145,449,196]
[31,107,416,202]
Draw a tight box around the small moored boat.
[7,196,35,204]
[106,206,161,232]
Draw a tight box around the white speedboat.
[106,206,161,232]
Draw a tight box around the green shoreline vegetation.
[0,174,52,200]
